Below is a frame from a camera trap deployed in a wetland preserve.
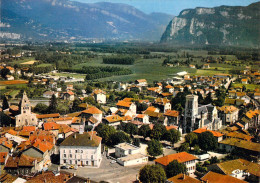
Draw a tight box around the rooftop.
[168,173,200,183]
[219,138,260,152]
[60,132,101,147]
[154,152,197,166]
[201,171,247,183]
[115,142,138,150]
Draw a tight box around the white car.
[166,146,172,149]
[110,160,116,164]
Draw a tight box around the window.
[64,160,66,163]
[70,154,72,158]
[63,154,66,158]
[91,155,94,159]
[81,150,83,153]
[63,150,65,153]
[75,150,78,153]
[70,160,72,164]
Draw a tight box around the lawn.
[36,63,53,67]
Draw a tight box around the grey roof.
[198,106,208,114]
[204,119,212,125]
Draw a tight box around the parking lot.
[63,154,152,183]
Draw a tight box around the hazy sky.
[72,0,259,15]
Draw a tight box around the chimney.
[74,133,77,139]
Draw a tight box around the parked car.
[69,165,75,169]
[110,160,116,164]
[60,166,68,169]
[166,146,172,149]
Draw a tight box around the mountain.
[1,0,173,41]
[161,2,260,47]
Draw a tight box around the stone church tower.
[183,95,198,133]
[15,91,37,127]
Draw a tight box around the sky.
[72,0,259,15]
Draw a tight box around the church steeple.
[19,91,31,114]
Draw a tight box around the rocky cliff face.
[161,2,260,47]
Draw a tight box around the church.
[183,95,222,133]
[15,91,38,127]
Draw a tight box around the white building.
[59,132,102,167]
[93,89,106,104]
[115,143,148,166]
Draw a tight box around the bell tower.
[183,95,198,133]
[19,91,31,115]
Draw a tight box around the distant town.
[0,43,259,183]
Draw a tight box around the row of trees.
[29,65,55,74]
[103,56,135,65]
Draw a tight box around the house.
[6,75,14,80]
[135,79,147,87]
[168,173,200,183]
[201,171,247,183]
[4,154,44,176]
[244,110,260,128]
[5,129,27,145]
[103,115,123,129]
[218,138,260,156]
[164,110,179,126]
[134,114,150,124]
[42,91,59,98]
[208,159,260,182]
[153,98,171,113]
[115,143,148,166]
[61,91,75,101]
[241,79,248,84]
[36,113,60,122]
[93,89,106,104]
[253,92,260,101]
[116,100,136,115]
[25,171,73,183]
[189,65,196,69]
[217,105,239,125]
[66,84,73,90]
[165,85,174,93]
[0,137,13,153]
[203,64,210,69]
[193,128,223,142]
[154,152,198,175]
[59,132,102,167]
[81,107,102,123]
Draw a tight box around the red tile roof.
[168,173,200,183]
[154,152,197,166]
[22,126,36,132]
[36,113,60,119]
[82,107,102,114]
[193,128,223,137]
[43,122,60,131]
[164,110,179,117]
[201,171,247,183]
[0,152,8,164]
[117,100,132,108]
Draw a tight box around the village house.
[103,115,123,129]
[135,79,147,87]
[42,91,59,98]
[152,98,171,113]
[92,89,106,104]
[164,110,179,126]
[116,100,136,116]
[134,114,150,124]
[154,152,198,175]
[61,91,75,101]
[243,109,259,128]
[0,137,13,153]
[201,171,247,183]
[203,64,210,69]
[208,159,260,182]
[217,105,239,126]
[193,128,224,142]
[59,131,102,167]
[81,106,103,123]
[115,143,148,166]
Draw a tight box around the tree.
[137,102,148,113]
[164,129,181,146]
[33,103,48,113]
[150,123,167,140]
[124,123,138,136]
[108,94,115,102]
[178,143,189,152]
[138,125,151,138]
[203,92,213,105]
[209,156,220,164]
[133,138,140,147]
[2,96,9,110]
[0,67,10,80]
[166,160,187,178]
[139,164,166,183]
[95,123,116,144]
[109,131,131,146]
[194,145,201,155]
[147,139,163,157]
[198,131,217,152]
[48,94,58,113]
[71,98,81,112]
[185,132,198,150]
[85,85,93,94]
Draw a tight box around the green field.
[36,63,53,67]
[71,57,196,82]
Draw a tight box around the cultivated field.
[21,60,38,65]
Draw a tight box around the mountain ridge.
[1,0,173,41]
[161,2,260,47]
